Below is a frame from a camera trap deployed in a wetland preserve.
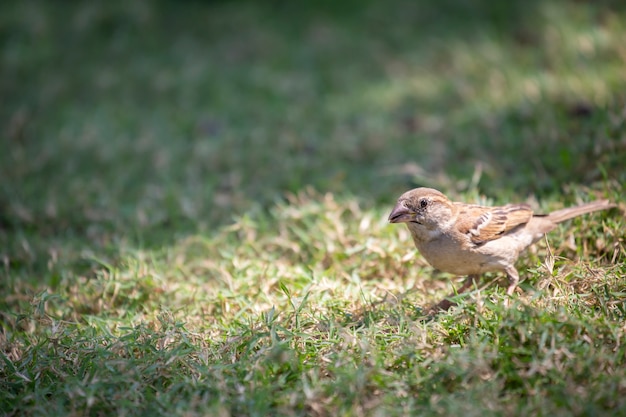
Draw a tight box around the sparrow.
[388,187,616,311]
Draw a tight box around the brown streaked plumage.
[388,187,616,312]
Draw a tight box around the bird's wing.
[454,203,533,245]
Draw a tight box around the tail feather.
[544,200,615,224]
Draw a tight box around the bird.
[388,187,616,312]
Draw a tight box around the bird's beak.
[388,202,415,223]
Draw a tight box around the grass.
[1,0,626,415]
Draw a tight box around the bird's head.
[388,187,455,228]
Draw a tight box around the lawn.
[1,1,626,415]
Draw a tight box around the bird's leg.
[456,274,478,294]
[428,274,478,313]
[505,266,520,296]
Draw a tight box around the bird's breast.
[412,231,489,275]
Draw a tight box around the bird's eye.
[420,199,428,208]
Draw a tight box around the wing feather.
[455,203,533,245]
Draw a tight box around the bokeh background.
[3,0,625,254]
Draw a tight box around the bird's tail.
[543,200,615,223]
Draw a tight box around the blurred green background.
[1,0,625,282]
